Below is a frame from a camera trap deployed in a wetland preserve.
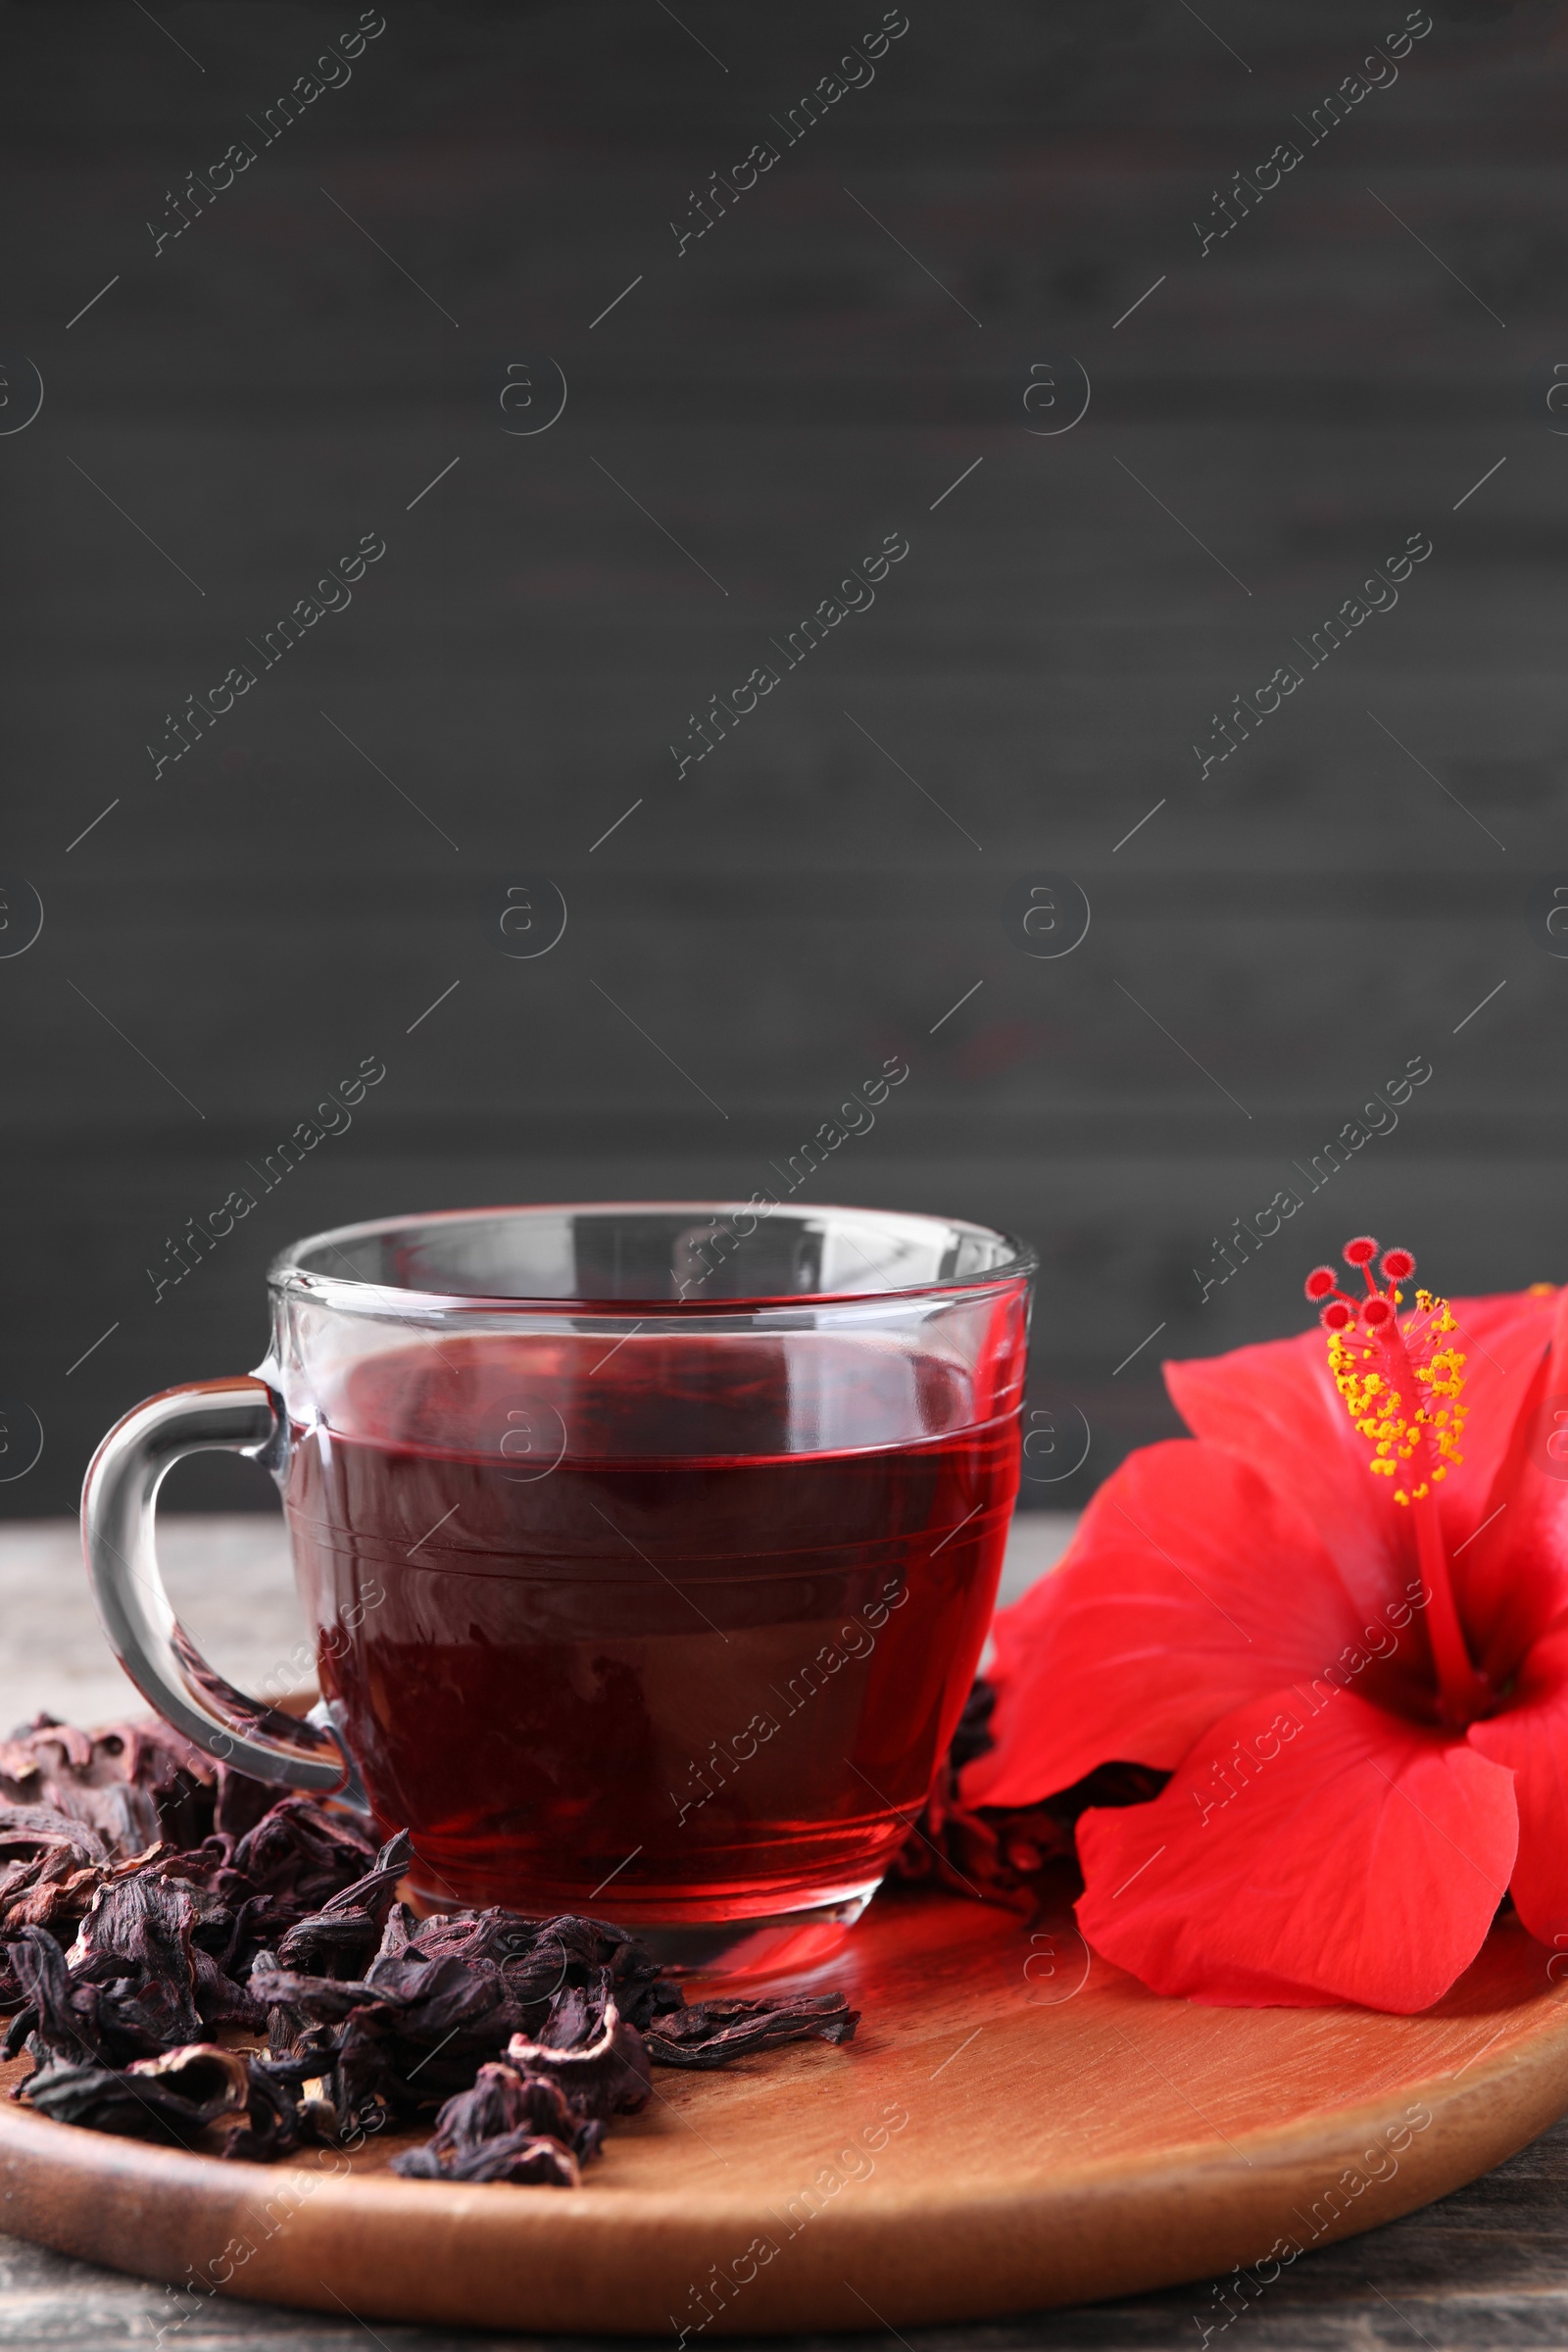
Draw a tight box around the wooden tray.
[3,1881,1567,2337]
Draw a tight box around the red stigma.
[1344,1237,1379,1269]
[1304,1267,1338,1302]
[1362,1296,1396,1332]
[1320,1300,1353,1331]
[1382,1248,1416,1283]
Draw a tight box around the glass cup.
[83,1202,1034,1969]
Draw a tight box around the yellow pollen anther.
[1326,1284,1466,1495]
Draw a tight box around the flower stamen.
[1305,1238,1486,1724]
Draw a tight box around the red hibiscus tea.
[84,1204,1033,1968]
[287,1330,1020,1938]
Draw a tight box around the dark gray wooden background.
[2,0,1561,1519]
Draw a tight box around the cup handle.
[81,1374,348,1792]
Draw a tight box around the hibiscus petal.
[1439,1289,1560,1580]
[1450,1291,1568,1676]
[962,1442,1372,1809]
[1165,1329,1407,1622]
[1433,1290,1556,1546]
[1467,1622,1568,1949]
[1075,1687,1517,2013]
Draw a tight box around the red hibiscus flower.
[963,1242,1568,2012]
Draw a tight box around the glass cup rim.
[268,1200,1038,1317]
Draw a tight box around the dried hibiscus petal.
[504,1971,651,2121]
[642,1992,859,2068]
[367,1955,520,2099]
[2,1843,171,1946]
[226,1795,380,1910]
[65,1875,207,2059]
[223,2055,305,2163]
[273,1830,413,1980]
[3,1924,106,2064]
[893,1676,1168,1909]
[129,2040,251,2107]
[390,2060,602,2183]
[247,1966,388,2025]
[188,1939,267,2034]
[395,2125,581,2187]
[0,1804,113,1878]
[22,2040,248,2142]
[0,1714,248,1859]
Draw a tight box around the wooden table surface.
[5,1510,1568,2346]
